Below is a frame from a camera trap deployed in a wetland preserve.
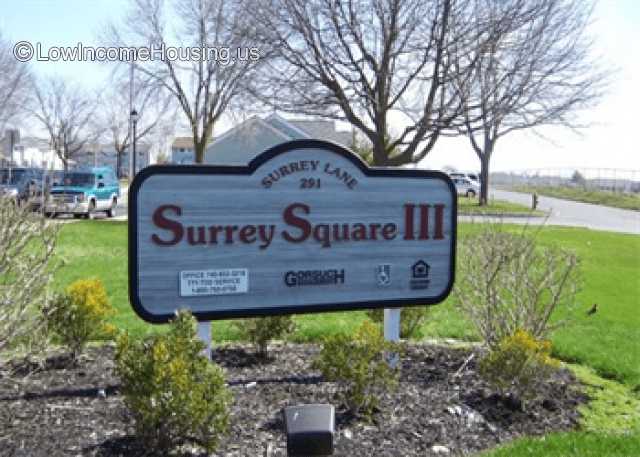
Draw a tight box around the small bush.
[366,306,429,339]
[479,329,560,406]
[43,278,114,361]
[455,223,580,348]
[0,198,58,360]
[313,320,401,418]
[234,315,296,358]
[115,310,231,454]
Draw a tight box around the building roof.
[172,137,195,149]
[288,119,353,146]
[18,136,51,150]
[200,114,354,165]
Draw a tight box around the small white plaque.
[179,269,248,297]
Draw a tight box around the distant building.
[1,130,63,169]
[73,143,151,174]
[171,137,196,164]
[204,114,353,165]
[169,114,353,165]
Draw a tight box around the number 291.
[300,178,321,189]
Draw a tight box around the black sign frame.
[129,139,457,323]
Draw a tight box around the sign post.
[197,321,212,359]
[129,140,456,340]
[384,308,401,367]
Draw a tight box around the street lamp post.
[130,109,139,177]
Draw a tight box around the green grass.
[457,197,542,215]
[477,432,640,457]
[54,221,162,339]
[569,364,640,434]
[511,185,640,211]
[478,363,640,457]
[54,221,640,388]
[50,220,640,456]
[535,228,640,388]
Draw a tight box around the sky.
[1,0,638,174]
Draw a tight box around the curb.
[458,212,547,218]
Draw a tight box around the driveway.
[486,188,640,235]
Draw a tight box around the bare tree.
[104,0,265,163]
[31,77,101,171]
[248,0,480,166]
[100,80,174,177]
[0,32,31,132]
[454,0,604,205]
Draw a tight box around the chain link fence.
[491,168,640,194]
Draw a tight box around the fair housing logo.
[13,41,260,65]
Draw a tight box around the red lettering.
[208,226,223,244]
[352,223,367,240]
[224,225,239,244]
[404,204,415,240]
[332,223,350,241]
[151,205,183,246]
[382,223,397,240]
[239,225,257,244]
[434,204,445,240]
[314,224,331,247]
[419,204,430,240]
[282,203,311,242]
[187,226,206,245]
[369,223,381,240]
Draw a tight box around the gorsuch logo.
[409,260,430,290]
[284,269,345,287]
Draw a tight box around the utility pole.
[8,130,15,183]
[131,109,138,176]
[128,59,134,181]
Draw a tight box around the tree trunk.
[194,141,206,164]
[372,137,386,167]
[116,149,122,178]
[479,154,490,206]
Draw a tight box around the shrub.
[479,329,560,406]
[234,315,296,358]
[0,198,58,360]
[455,223,580,348]
[42,278,114,361]
[115,310,231,454]
[313,320,401,418]
[366,306,430,339]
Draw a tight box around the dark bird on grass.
[587,303,598,316]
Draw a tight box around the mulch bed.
[0,342,587,456]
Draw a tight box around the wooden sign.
[129,140,456,323]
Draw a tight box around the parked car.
[0,167,47,207]
[46,167,120,218]
[449,171,481,185]
[452,177,480,198]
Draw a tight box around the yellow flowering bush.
[43,278,115,361]
[479,329,560,406]
[115,310,231,454]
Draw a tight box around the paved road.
[61,186,640,234]
[486,188,640,235]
